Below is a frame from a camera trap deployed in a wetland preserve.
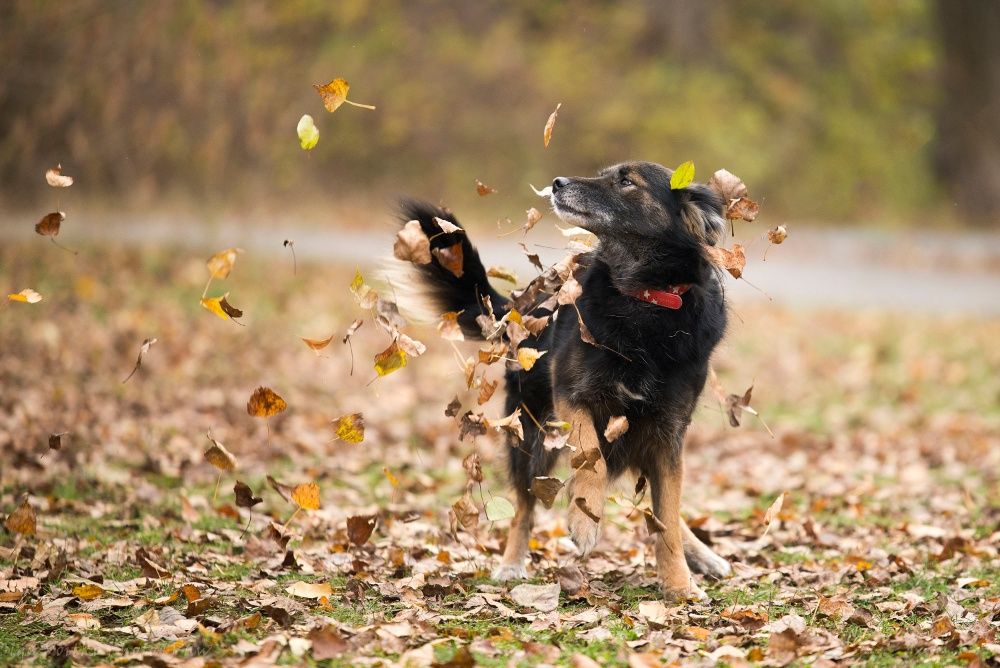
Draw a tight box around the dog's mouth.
[551,194,596,231]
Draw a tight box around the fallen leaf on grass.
[297,114,319,150]
[347,515,376,545]
[374,341,407,376]
[7,289,42,303]
[704,243,746,279]
[476,179,497,196]
[4,500,37,536]
[670,161,695,190]
[73,584,104,601]
[122,337,157,384]
[604,415,629,441]
[313,78,376,112]
[45,164,74,187]
[394,220,432,264]
[247,386,287,417]
[510,583,560,612]
[332,413,365,443]
[530,477,564,509]
[285,581,333,599]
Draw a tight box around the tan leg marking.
[557,400,608,556]
[493,493,533,581]
[651,456,707,602]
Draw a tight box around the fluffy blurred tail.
[391,199,509,338]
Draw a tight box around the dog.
[398,161,732,600]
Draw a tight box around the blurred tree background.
[1,0,997,226]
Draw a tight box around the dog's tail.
[391,199,509,338]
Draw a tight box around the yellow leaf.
[670,160,695,190]
[332,413,365,443]
[7,289,42,304]
[297,114,320,150]
[383,467,399,488]
[487,266,518,283]
[73,584,104,601]
[313,78,376,112]
[163,640,185,654]
[200,294,231,320]
[247,386,287,418]
[204,438,237,472]
[374,341,407,376]
[517,347,545,371]
[291,482,321,510]
[350,270,378,309]
[206,247,242,279]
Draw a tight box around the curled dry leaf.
[452,492,480,532]
[707,169,748,201]
[395,333,426,358]
[35,212,65,237]
[458,411,488,441]
[122,337,157,384]
[670,161,695,190]
[761,491,787,537]
[233,481,262,509]
[726,197,759,222]
[475,179,497,196]
[7,289,42,303]
[4,499,37,536]
[530,477,564,509]
[302,333,335,354]
[346,515,377,545]
[570,447,601,473]
[543,102,561,148]
[313,78,376,112]
[204,437,237,471]
[487,266,518,283]
[543,421,571,451]
[704,244,746,279]
[574,497,601,523]
[291,482,321,510]
[374,340,407,376]
[530,183,553,197]
[206,248,242,280]
[394,220,432,265]
[246,386,287,418]
[332,413,365,443]
[45,164,74,187]
[445,395,462,418]
[725,384,756,427]
[489,408,524,442]
[296,114,319,150]
[48,433,65,451]
[603,415,629,442]
[432,242,464,278]
[266,475,294,503]
[462,452,484,484]
[433,216,463,235]
[478,379,498,405]
[768,225,788,244]
[524,207,543,233]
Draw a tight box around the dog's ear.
[677,184,726,246]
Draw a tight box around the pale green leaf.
[485,496,515,522]
[297,114,319,150]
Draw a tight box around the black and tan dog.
[399,161,732,600]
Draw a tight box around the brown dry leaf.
[543,103,561,148]
[35,212,65,237]
[73,584,104,601]
[313,77,376,112]
[4,500,36,536]
[347,515,377,546]
[571,655,603,668]
[206,248,242,280]
[48,433,65,451]
[557,276,583,306]
[704,243,746,279]
[395,333,426,358]
[445,396,462,417]
[310,625,350,660]
[285,581,333,599]
[707,169,748,201]
[726,197,760,222]
[816,594,855,623]
[332,413,365,443]
[432,216,463,235]
[604,415,629,442]
[462,452,484,484]
[761,492,787,536]
[489,408,524,441]
[394,220,432,265]
[725,384,756,427]
[45,164,74,187]
[768,225,788,244]
[122,337,157,384]
[517,347,545,371]
[7,289,43,304]
[220,296,243,320]
[520,243,545,272]
[267,475,294,503]
[204,438,237,472]
[452,492,480,532]
[524,207,543,233]
[570,447,601,473]
[509,583,560,612]
[530,477,564,509]
[478,379,498,405]
[522,314,550,336]
[302,333,335,354]
[291,482,321,510]
[374,340,407,376]
[247,386,287,417]
[459,411,488,441]
[574,497,601,523]
[766,627,803,665]
[475,179,497,196]
[432,242,465,278]
[233,481,262,509]
[438,312,465,341]
[487,266,518,283]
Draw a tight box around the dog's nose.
[552,177,571,191]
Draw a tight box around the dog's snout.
[552,176,571,191]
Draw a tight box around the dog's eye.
[619,177,634,187]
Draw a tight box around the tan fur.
[557,400,609,556]
[650,458,703,600]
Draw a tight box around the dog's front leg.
[493,492,535,581]
[650,454,708,602]
[559,401,608,556]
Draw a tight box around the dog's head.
[550,161,726,247]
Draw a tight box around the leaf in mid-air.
[297,114,320,150]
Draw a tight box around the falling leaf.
[7,289,42,304]
[604,415,629,441]
[201,294,237,321]
[478,379,498,405]
[670,161,695,190]
[48,433,65,451]
[291,482,321,510]
[459,411,488,441]
[543,103,561,148]
[35,211,65,237]
[462,452,484,484]
[285,581,333,599]
[45,164,73,187]
[489,408,524,441]
[4,499,36,536]
[297,114,320,150]
[247,386,287,418]
[374,341,407,376]
[347,515,376,545]
[445,396,462,417]
[233,481,262,509]
[475,179,497,196]
[761,492,787,536]
[438,312,465,341]
[383,467,400,488]
[485,496,516,522]
[343,319,364,344]
[517,347,545,371]
[72,584,104,601]
[350,270,378,309]
[486,266,518,283]
[432,242,464,278]
[726,197,759,222]
[432,216,463,235]
[283,239,297,274]
[313,78,376,112]
[395,333,426,358]
[767,225,788,244]
[302,334,335,354]
[530,183,553,197]
[122,337,157,384]
[530,477,564,509]
[574,497,601,523]
[204,438,237,471]
[206,248,242,280]
[570,448,601,473]
[704,243,746,279]
[707,169,747,201]
[452,493,480,532]
[332,413,365,443]
[725,384,756,427]
[394,220,432,264]
[267,475,294,503]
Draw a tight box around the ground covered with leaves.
[2,240,999,667]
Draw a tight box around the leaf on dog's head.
[122,337,157,384]
[247,386,287,418]
[7,289,42,304]
[332,413,365,443]
[489,408,524,442]
[207,248,242,279]
[35,212,65,237]
[234,481,262,509]
[374,341,407,376]
[291,482,321,510]
[726,197,759,222]
[297,114,319,150]
[517,347,545,371]
[45,164,73,188]
[487,266,518,284]
[704,244,746,279]
[543,103,561,147]
[313,78,376,112]
[531,476,564,509]
[767,225,788,244]
[204,436,237,471]
[347,515,376,545]
[350,270,378,309]
[438,312,465,341]
[476,179,497,196]
[670,161,695,190]
[4,499,36,536]
[302,334,335,354]
[603,415,629,442]
[707,169,747,201]
[394,220,432,264]
[432,242,464,278]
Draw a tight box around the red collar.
[626,284,692,309]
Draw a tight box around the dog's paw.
[492,562,529,582]
[687,549,732,580]
[661,581,709,604]
[567,501,601,556]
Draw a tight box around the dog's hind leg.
[559,402,608,557]
[681,519,731,579]
[493,490,535,581]
[649,452,708,602]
